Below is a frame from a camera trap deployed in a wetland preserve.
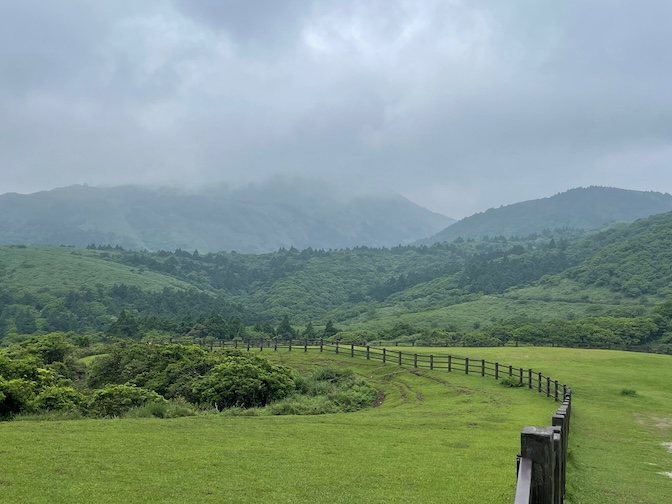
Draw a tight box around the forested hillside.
[2,209,672,351]
[424,186,672,243]
[0,182,453,253]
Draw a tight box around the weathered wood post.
[546,377,551,398]
[398,351,402,366]
[304,339,308,352]
[495,362,499,380]
[519,367,524,385]
[350,343,354,357]
[382,348,386,364]
[465,357,469,375]
[538,372,543,393]
[481,359,485,377]
[430,354,434,370]
[366,346,370,360]
[414,354,417,368]
[509,364,513,377]
[521,426,556,504]
[555,381,559,402]
[448,355,452,372]
[320,339,323,352]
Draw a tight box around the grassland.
[0,246,193,293]
[1,347,670,503]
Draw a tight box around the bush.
[191,355,295,409]
[89,384,166,417]
[499,376,523,388]
[0,378,37,417]
[620,388,637,396]
[34,386,87,412]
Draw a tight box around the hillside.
[423,186,672,243]
[0,182,454,253]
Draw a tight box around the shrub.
[33,386,87,412]
[89,384,166,417]
[499,376,523,388]
[191,355,295,409]
[0,378,37,417]
[620,388,637,396]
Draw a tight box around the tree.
[323,319,339,338]
[276,315,297,339]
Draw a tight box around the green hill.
[0,181,454,253]
[423,186,672,243]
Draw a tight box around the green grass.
[0,350,552,504]
[0,246,193,293]
[404,346,672,503]
[1,347,670,503]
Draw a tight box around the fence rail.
[191,337,572,503]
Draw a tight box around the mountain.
[0,181,454,253]
[422,187,672,244]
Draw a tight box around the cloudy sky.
[1,1,670,218]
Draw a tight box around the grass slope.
[0,246,193,293]
[1,350,552,504]
[2,347,669,503]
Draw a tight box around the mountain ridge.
[0,182,454,253]
[421,186,672,244]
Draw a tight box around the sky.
[1,0,671,219]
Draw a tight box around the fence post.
[305,339,308,352]
[448,355,452,372]
[351,344,354,358]
[509,365,513,377]
[546,377,551,398]
[260,340,263,351]
[495,362,499,380]
[366,346,370,360]
[538,372,542,393]
[481,359,485,377]
[383,348,386,364]
[289,339,292,352]
[465,357,469,375]
[552,427,563,504]
[430,355,434,370]
[555,381,559,402]
[521,426,556,504]
[519,368,524,386]
[335,341,339,354]
[528,369,533,389]
[414,354,417,368]
[320,339,323,352]
[398,351,402,366]
[552,413,568,502]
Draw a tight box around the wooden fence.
[195,338,572,503]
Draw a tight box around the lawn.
[1,347,669,503]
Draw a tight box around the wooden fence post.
[481,359,485,377]
[465,357,469,375]
[289,339,292,352]
[509,365,513,377]
[350,344,354,357]
[414,354,417,368]
[398,351,402,366]
[320,339,323,352]
[366,346,370,360]
[521,426,556,504]
[528,369,533,389]
[383,348,386,364]
[448,355,452,372]
[430,355,434,370]
[495,362,499,380]
[538,372,542,393]
[305,339,308,352]
[519,368,524,386]
[546,377,551,398]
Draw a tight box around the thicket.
[0,335,378,421]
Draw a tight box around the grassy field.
[0,246,193,293]
[1,347,670,503]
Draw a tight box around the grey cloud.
[0,0,670,218]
